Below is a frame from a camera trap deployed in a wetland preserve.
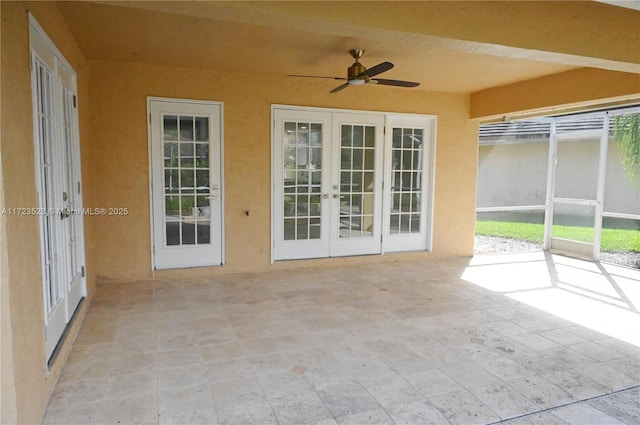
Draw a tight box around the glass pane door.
[283,121,323,242]
[384,116,435,253]
[150,100,223,269]
[163,114,211,246]
[273,109,331,260]
[331,114,384,257]
[31,18,88,362]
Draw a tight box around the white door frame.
[271,104,437,262]
[383,114,437,253]
[330,113,385,257]
[147,97,225,269]
[30,14,87,362]
[544,113,609,260]
[272,109,332,260]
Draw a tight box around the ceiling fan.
[289,49,420,93]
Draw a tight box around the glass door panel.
[150,99,223,269]
[273,110,331,260]
[338,124,376,239]
[331,114,384,257]
[384,117,435,253]
[282,121,323,241]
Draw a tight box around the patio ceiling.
[56,1,640,95]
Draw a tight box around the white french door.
[383,116,436,252]
[149,98,224,269]
[331,114,385,256]
[30,16,86,361]
[273,106,435,261]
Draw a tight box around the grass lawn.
[475,221,640,253]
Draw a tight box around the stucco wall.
[0,2,95,424]
[89,60,478,282]
[477,138,640,215]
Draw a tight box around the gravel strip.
[474,235,640,270]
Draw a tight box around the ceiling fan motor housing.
[348,62,367,79]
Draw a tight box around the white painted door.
[330,114,384,256]
[30,16,87,361]
[272,108,384,259]
[273,109,332,260]
[149,99,223,269]
[545,113,608,260]
[383,115,436,252]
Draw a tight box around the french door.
[273,106,435,261]
[544,114,609,260]
[148,98,224,269]
[30,16,86,361]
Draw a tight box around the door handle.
[60,208,70,220]
[208,195,219,201]
[333,193,340,199]
[322,194,329,199]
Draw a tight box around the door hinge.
[81,266,85,278]
[149,114,152,124]
[73,95,77,108]
[77,181,81,195]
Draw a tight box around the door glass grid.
[339,124,375,238]
[163,114,211,246]
[390,128,423,234]
[283,121,322,240]
[35,60,59,315]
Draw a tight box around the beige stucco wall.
[89,60,478,282]
[0,2,95,424]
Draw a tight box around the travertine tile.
[104,371,156,400]
[359,374,424,407]
[507,376,576,409]
[543,369,609,399]
[159,408,219,425]
[158,364,207,389]
[100,395,158,425]
[43,256,640,425]
[317,382,381,417]
[158,382,214,417]
[269,391,333,425]
[428,389,501,425]
[385,399,450,425]
[587,389,640,425]
[551,403,626,425]
[335,408,395,425]
[214,399,278,425]
[469,382,538,420]
[403,369,465,398]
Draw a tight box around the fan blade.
[289,74,347,80]
[371,78,420,88]
[330,83,350,93]
[359,61,393,78]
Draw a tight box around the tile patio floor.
[43,252,640,424]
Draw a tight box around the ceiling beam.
[470,68,640,120]
[97,0,640,73]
